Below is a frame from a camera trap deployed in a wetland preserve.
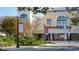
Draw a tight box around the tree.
[71,17,79,25]
[70,17,79,33]
[17,7,51,15]
[66,7,79,26]
[0,17,17,35]
[66,7,79,16]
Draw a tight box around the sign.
[19,23,23,32]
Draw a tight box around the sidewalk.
[1,41,79,51]
[42,41,79,47]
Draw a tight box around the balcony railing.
[44,26,71,29]
[44,25,79,33]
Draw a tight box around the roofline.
[48,10,78,12]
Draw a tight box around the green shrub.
[19,35,36,46]
[0,35,15,47]
[19,35,44,46]
[19,36,26,46]
[0,35,45,47]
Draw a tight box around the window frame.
[57,16,67,29]
[47,18,52,26]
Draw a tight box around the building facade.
[18,9,33,36]
[1,8,78,41]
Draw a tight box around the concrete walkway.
[1,41,79,51]
[42,41,79,46]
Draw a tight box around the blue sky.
[0,7,18,16]
[0,7,46,17]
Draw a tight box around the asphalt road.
[1,46,79,51]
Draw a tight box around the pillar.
[68,32,70,40]
[55,34,57,39]
[50,33,52,41]
[64,33,67,41]
[47,34,49,41]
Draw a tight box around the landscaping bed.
[0,35,15,47]
[0,35,56,47]
[19,35,44,46]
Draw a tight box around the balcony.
[44,26,79,33]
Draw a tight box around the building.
[1,7,79,41]
[18,9,33,36]
[32,8,79,41]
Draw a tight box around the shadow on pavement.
[0,49,7,51]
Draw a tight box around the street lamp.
[16,16,20,48]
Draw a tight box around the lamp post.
[16,16,20,48]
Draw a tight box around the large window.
[47,18,52,26]
[20,14,28,20]
[57,16,67,27]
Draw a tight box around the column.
[48,34,49,41]
[50,33,52,41]
[68,32,70,40]
[64,33,67,41]
[55,34,57,39]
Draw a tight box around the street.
[1,46,79,51]
[1,41,79,51]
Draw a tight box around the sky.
[0,7,18,16]
[0,7,43,17]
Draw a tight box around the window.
[57,16,67,26]
[20,14,28,20]
[57,16,67,29]
[47,18,52,26]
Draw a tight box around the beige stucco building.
[18,8,79,41]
